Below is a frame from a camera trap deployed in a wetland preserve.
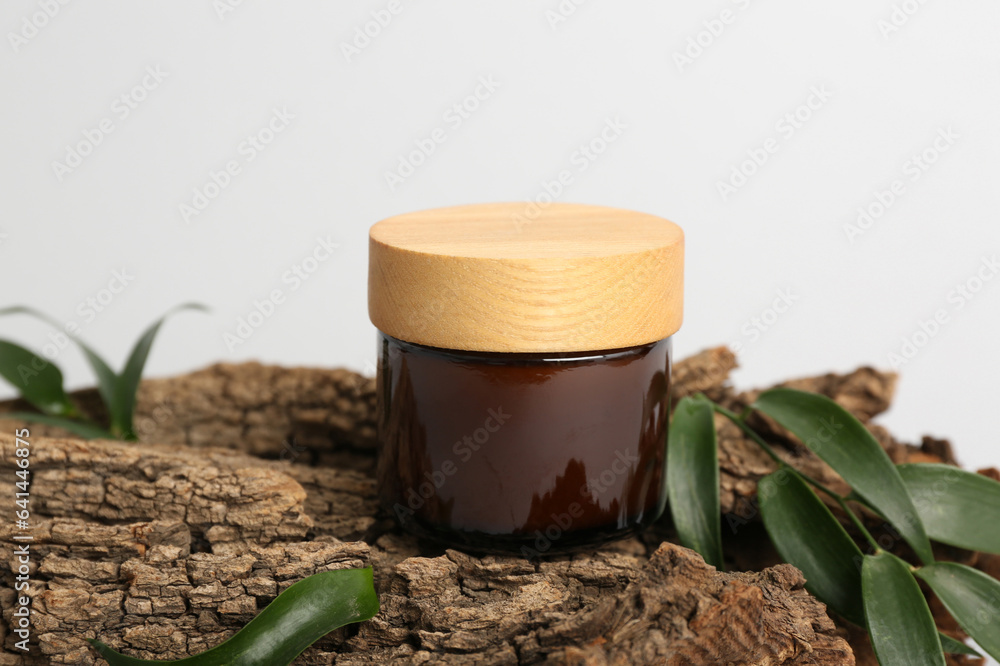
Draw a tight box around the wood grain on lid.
[368,203,684,352]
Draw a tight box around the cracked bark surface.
[0,432,849,666]
[0,363,378,459]
[0,348,990,665]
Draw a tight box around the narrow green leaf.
[917,562,1000,661]
[1,411,114,440]
[938,632,980,657]
[0,339,76,416]
[667,396,723,569]
[898,463,1000,554]
[0,306,120,429]
[759,471,866,625]
[89,566,379,665]
[114,304,207,439]
[753,388,934,565]
[862,553,945,666]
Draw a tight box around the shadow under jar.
[368,203,684,555]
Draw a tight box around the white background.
[1,6,998,476]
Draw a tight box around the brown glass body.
[376,333,672,555]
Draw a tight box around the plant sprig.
[0,304,206,440]
[669,389,1000,665]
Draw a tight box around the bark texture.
[0,348,990,665]
[0,363,378,458]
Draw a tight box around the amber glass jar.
[368,203,684,555]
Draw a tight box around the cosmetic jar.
[368,203,683,554]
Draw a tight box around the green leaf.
[0,306,120,429]
[0,411,114,439]
[114,304,207,439]
[759,470,866,625]
[753,388,934,565]
[862,553,945,666]
[898,463,1000,554]
[916,562,1000,661]
[938,632,980,657]
[0,339,76,416]
[667,396,723,569]
[89,566,379,665]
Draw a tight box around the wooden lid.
[368,203,684,353]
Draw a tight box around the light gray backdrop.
[1,0,998,490]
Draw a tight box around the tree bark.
[0,348,990,665]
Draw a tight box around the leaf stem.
[710,400,884,554]
[835,495,883,552]
[711,402,785,466]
